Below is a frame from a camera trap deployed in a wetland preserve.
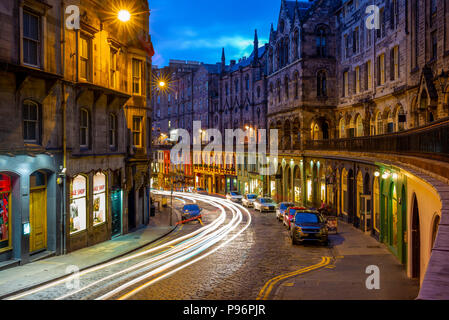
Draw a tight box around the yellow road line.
[256,256,332,300]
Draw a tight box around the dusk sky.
[148,0,281,68]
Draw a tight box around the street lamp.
[117,10,131,22]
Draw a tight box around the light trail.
[6,192,251,301]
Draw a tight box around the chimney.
[230,60,236,66]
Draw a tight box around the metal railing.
[304,117,449,162]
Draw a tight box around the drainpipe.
[61,0,67,254]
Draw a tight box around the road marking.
[256,256,332,300]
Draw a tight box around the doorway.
[411,194,420,279]
[29,171,47,253]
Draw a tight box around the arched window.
[235,79,239,94]
[293,30,300,59]
[245,75,250,91]
[80,108,90,148]
[311,123,320,140]
[23,100,41,143]
[277,80,281,103]
[339,118,346,138]
[387,111,394,133]
[396,106,406,131]
[284,38,289,66]
[284,76,289,99]
[356,115,363,137]
[257,86,261,98]
[317,70,327,97]
[316,26,327,57]
[109,113,117,148]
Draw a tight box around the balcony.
[305,117,449,162]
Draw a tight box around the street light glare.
[118,10,131,22]
[159,81,166,88]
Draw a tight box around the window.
[80,108,89,148]
[132,59,142,95]
[431,0,437,27]
[316,27,327,57]
[377,8,385,39]
[344,34,349,58]
[257,86,261,98]
[391,0,399,29]
[317,70,327,97]
[93,173,107,226]
[294,72,299,98]
[284,76,289,99]
[366,60,372,90]
[132,116,142,147]
[355,66,360,94]
[343,71,349,97]
[109,113,117,148]
[431,31,438,60]
[23,101,40,143]
[0,174,12,251]
[23,11,40,66]
[353,27,359,53]
[356,115,363,137]
[245,75,250,91]
[390,46,400,81]
[110,49,117,89]
[378,54,385,85]
[70,175,87,234]
[79,35,91,81]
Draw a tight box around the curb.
[0,224,179,300]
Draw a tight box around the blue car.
[289,209,328,245]
[182,204,202,222]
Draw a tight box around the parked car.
[283,206,307,229]
[276,202,295,221]
[289,209,328,245]
[181,204,203,222]
[242,194,258,207]
[254,197,277,212]
[226,191,243,203]
[195,187,209,195]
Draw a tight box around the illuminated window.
[93,173,107,226]
[0,174,12,251]
[366,60,372,90]
[70,175,87,234]
[339,118,346,138]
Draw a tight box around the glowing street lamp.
[159,81,166,88]
[118,10,131,22]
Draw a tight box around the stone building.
[0,0,153,265]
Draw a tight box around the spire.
[253,29,259,66]
[221,47,226,73]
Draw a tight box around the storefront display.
[0,174,11,250]
[70,175,87,234]
[93,173,106,226]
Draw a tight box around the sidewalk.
[0,204,180,299]
[274,221,420,300]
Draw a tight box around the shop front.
[0,154,61,266]
[68,172,109,252]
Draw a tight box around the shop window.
[0,174,11,251]
[22,10,40,67]
[70,175,87,234]
[93,173,107,226]
[23,100,41,143]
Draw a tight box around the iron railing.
[304,117,449,162]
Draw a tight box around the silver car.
[254,197,277,212]
[242,194,257,207]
